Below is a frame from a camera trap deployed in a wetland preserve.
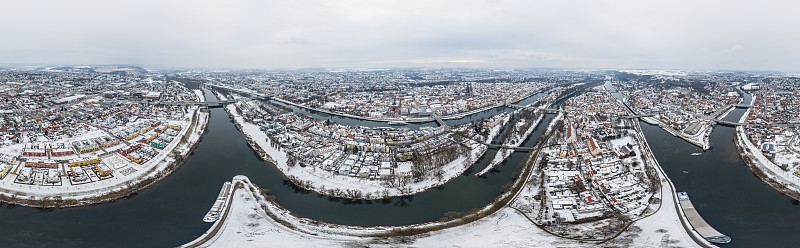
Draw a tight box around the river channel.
[0,89,552,247]
[0,88,795,247]
[640,92,800,248]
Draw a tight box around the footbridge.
[715,120,749,127]
[484,143,536,151]
[507,105,571,114]
[432,112,448,128]
[452,133,536,151]
[619,113,654,119]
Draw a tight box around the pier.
[677,192,731,244]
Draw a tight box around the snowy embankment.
[182,176,591,248]
[730,99,791,196]
[630,117,711,248]
[476,112,544,176]
[642,116,710,150]
[194,89,206,102]
[735,125,800,198]
[616,91,711,151]
[223,95,497,199]
[623,164,707,248]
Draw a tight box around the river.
[639,92,800,248]
[0,89,553,247]
[0,87,794,248]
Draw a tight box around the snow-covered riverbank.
[735,125,800,200]
[640,116,711,151]
[184,172,703,248]
[733,93,800,200]
[221,93,503,199]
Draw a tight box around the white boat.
[690,152,702,156]
[203,181,232,223]
[387,121,408,126]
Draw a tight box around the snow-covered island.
[0,76,210,207]
[217,91,511,199]
[475,88,565,177]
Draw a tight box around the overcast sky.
[1,0,798,71]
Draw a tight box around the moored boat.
[203,181,232,223]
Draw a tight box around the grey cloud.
[0,0,798,71]
[285,36,311,46]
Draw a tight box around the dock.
[677,192,731,244]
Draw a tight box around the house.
[587,137,602,156]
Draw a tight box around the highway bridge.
[484,142,536,151]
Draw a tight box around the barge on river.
[677,192,731,244]
[203,181,232,223]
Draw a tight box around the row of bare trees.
[409,138,470,182]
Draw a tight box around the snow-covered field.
[186,174,703,248]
